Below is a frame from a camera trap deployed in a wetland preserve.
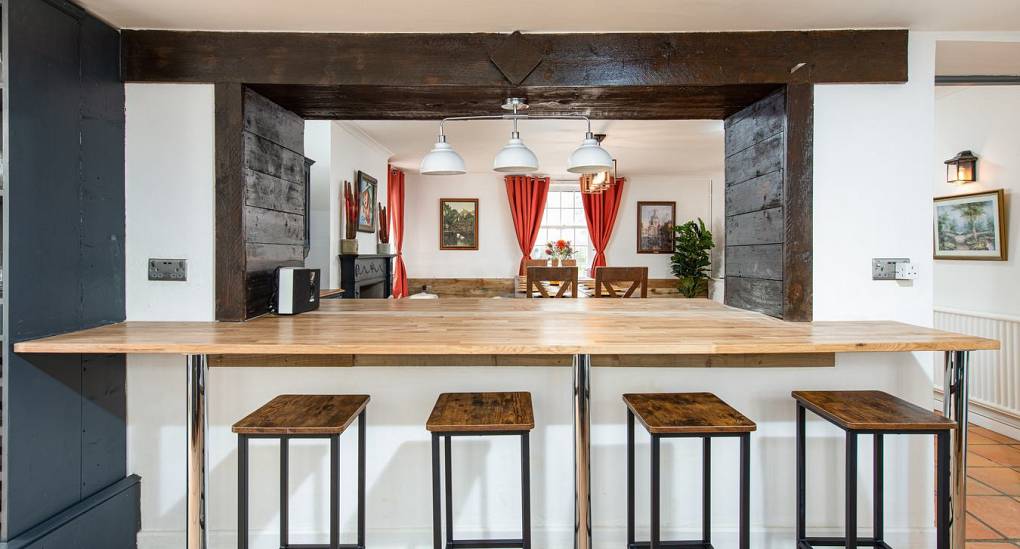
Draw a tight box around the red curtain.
[505,175,551,275]
[387,166,409,298]
[581,177,626,277]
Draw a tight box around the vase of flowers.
[545,239,575,267]
[341,180,359,255]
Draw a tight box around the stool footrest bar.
[628,542,714,549]
[446,539,526,548]
[800,537,891,548]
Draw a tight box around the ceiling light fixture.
[419,97,614,176]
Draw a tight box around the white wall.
[934,85,1019,316]
[304,120,334,284]
[402,173,720,280]
[126,32,946,549]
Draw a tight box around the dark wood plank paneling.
[123,30,908,87]
[215,83,248,322]
[725,277,784,318]
[246,243,305,272]
[243,87,304,152]
[244,206,305,246]
[726,207,784,246]
[725,244,783,281]
[249,83,781,120]
[724,132,783,186]
[783,84,814,321]
[724,90,785,157]
[244,169,305,214]
[725,171,783,216]
[243,132,305,183]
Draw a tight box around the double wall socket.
[872,258,917,280]
[148,258,187,281]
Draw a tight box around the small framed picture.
[934,189,1007,261]
[440,198,479,250]
[637,201,676,254]
[356,170,377,233]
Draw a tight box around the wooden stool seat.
[623,392,757,434]
[792,390,955,431]
[427,392,534,432]
[232,394,370,435]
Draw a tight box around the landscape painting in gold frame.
[934,189,1006,261]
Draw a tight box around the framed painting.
[637,201,676,254]
[440,198,479,250]
[934,189,1007,260]
[356,170,377,233]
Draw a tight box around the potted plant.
[670,218,714,298]
[377,202,392,255]
[341,180,359,255]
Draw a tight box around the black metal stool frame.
[626,409,751,549]
[431,431,531,549]
[795,402,951,549]
[238,409,367,549]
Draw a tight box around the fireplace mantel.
[339,253,394,299]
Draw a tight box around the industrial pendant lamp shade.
[420,136,466,175]
[567,133,614,174]
[493,133,539,173]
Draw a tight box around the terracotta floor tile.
[971,425,1020,444]
[970,467,1020,496]
[969,475,1003,495]
[971,444,1020,467]
[970,451,1003,467]
[965,543,1019,549]
[966,512,1004,540]
[967,495,1020,538]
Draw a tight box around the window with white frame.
[531,184,591,269]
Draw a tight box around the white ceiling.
[82,0,1020,32]
[349,119,724,179]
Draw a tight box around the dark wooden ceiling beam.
[122,30,907,87]
[246,83,783,120]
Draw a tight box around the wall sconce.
[945,150,978,184]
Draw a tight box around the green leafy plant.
[670,218,714,298]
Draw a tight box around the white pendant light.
[420,134,466,175]
[567,132,614,174]
[493,131,539,173]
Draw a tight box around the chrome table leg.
[573,353,592,549]
[187,354,209,549]
[943,350,970,549]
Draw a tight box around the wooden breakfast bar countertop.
[11,298,998,549]
[12,298,999,356]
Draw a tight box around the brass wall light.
[945,150,978,184]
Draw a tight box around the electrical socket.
[872,258,910,280]
[148,258,187,281]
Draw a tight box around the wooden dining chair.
[526,266,579,298]
[594,266,648,298]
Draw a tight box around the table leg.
[573,353,592,549]
[187,354,209,549]
[943,350,970,549]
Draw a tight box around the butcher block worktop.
[12,298,998,358]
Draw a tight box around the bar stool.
[427,392,534,549]
[624,392,755,549]
[793,390,954,549]
[233,394,369,549]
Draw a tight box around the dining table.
[13,297,998,549]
